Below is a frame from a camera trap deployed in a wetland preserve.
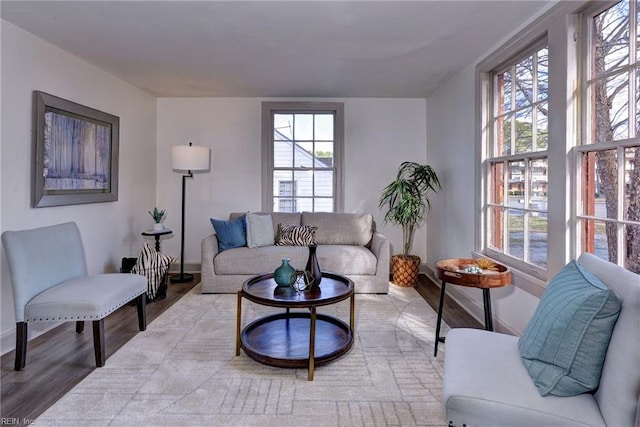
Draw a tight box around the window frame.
[481,39,551,280]
[476,0,640,292]
[475,1,583,294]
[261,102,344,213]
[575,0,640,270]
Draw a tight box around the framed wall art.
[32,91,119,207]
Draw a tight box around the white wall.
[156,98,428,267]
[0,22,428,354]
[0,21,157,354]
[425,2,583,335]
[426,65,540,334]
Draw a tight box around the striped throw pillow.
[275,224,317,246]
[131,243,175,300]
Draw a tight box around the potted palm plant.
[379,161,441,287]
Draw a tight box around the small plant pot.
[153,223,164,231]
[391,254,421,287]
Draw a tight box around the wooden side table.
[433,258,511,356]
[141,228,173,252]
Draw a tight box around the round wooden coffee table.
[235,272,354,381]
[433,258,511,357]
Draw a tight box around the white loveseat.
[201,212,390,294]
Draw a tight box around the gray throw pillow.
[301,212,373,246]
[246,213,274,248]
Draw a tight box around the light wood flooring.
[0,273,481,422]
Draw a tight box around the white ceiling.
[1,1,552,98]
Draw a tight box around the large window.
[477,1,639,291]
[262,102,344,213]
[484,43,550,277]
[579,1,640,274]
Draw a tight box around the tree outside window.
[580,0,640,274]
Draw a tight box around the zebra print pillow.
[275,224,317,246]
[131,243,175,300]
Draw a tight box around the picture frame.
[32,91,119,208]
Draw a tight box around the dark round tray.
[240,312,353,368]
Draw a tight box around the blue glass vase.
[274,258,295,287]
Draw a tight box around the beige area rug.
[35,283,450,427]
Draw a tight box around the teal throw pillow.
[518,260,622,397]
[210,215,246,251]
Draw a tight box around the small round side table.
[141,228,173,252]
[433,258,511,357]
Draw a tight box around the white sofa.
[443,253,640,426]
[201,212,390,294]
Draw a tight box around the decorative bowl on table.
[435,258,511,288]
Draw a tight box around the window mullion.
[511,65,517,155]
[523,157,530,262]
[311,114,316,209]
[631,0,637,65]
[502,160,509,252]
[533,51,539,152]
[617,145,626,264]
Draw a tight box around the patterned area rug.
[35,283,450,426]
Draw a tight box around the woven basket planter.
[391,254,421,287]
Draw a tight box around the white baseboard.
[1,321,61,356]
[1,329,15,356]
[168,262,201,274]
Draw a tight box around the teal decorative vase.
[274,258,295,287]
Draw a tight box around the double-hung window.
[483,42,550,278]
[477,1,640,283]
[579,0,640,274]
[262,102,344,213]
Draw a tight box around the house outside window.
[483,42,550,277]
[262,102,344,213]
[278,180,297,213]
[579,0,640,274]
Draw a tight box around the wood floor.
[0,273,480,422]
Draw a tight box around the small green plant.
[148,207,166,223]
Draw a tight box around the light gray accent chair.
[443,253,640,426]
[2,222,147,370]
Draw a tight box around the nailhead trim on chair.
[24,291,145,322]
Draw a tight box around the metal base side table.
[141,228,173,252]
[433,258,511,357]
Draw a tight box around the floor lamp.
[170,142,210,283]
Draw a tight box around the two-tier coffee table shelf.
[236,272,354,381]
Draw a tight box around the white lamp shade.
[171,144,210,172]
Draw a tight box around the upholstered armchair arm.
[370,232,390,280]
[201,233,219,287]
